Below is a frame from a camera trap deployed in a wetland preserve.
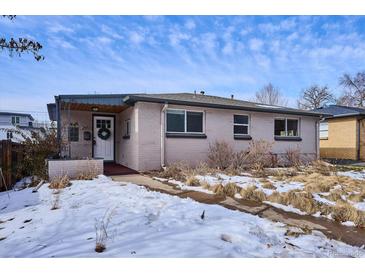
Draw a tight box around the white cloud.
[97,36,113,45]
[169,30,190,46]
[100,24,123,39]
[249,38,264,51]
[48,23,74,34]
[222,42,233,55]
[185,19,196,30]
[129,31,145,44]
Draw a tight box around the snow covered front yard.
[0,175,364,258]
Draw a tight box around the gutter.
[124,95,329,118]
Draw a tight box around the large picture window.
[274,118,299,137]
[320,121,328,139]
[233,114,249,135]
[166,109,203,133]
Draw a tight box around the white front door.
[93,116,114,161]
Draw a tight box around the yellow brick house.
[314,105,365,161]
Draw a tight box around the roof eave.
[124,95,328,118]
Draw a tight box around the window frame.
[6,131,13,139]
[274,117,300,137]
[233,114,250,136]
[68,126,79,142]
[125,119,130,136]
[165,108,205,134]
[11,116,20,125]
[319,121,328,140]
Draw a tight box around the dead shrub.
[245,140,273,174]
[95,208,116,253]
[269,153,279,168]
[228,150,249,173]
[186,176,201,186]
[207,141,234,169]
[1,123,60,180]
[240,185,267,202]
[284,147,302,168]
[48,175,71,189]
[223,182,241,197]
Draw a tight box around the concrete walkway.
[112,174,365,247]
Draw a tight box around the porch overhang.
[56,94,131,113]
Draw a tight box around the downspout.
[357,117,362,161]
[316,117,324,160]
[161,103,168,169]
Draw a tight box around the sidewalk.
[112,174,365,247]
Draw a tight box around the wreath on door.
[98,127,111,140]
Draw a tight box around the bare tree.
[254,83,288,106]
[297,85,334,110]
[0,16,44,61]
[338,72,365,107]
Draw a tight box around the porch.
[104,162,138,176]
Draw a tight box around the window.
[6,131,13,139]
[96,119,111,129]
[28,121,33,127]
[233,115,249,135]
[274,118,299,137]
[320,121,328,139]
[125,119,130,136]
[11,116,20,124]
[68,126,79,142]
[166,109,204,133]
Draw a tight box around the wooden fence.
[0,140,24,191]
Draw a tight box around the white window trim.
[12,116,20,124]
[319,121,328,139]
[233,114,250,135]
[274,117,300,137]
[166,108,205,134]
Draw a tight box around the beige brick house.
[47,92,326,172]
[314,105,365,161]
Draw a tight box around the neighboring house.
[314,105,365,161]
[0,112,35,142]
[47,92,327,171]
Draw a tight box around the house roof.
[0,112,34,121]
[124,93,328,117]
[50,92,329,118]
[313,105,365,118]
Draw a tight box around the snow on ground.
[338,171,365,180]
[263,202,307,216]
[1,175,364,258]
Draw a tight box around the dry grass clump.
[186,176,201,186]
[48,175,71,189]
[331,202,365,227]
[210,183,225,196]
[267,190,319,214]
[347,191,365,203]
[309,160,335,176]
[76,160,99,180]
[240,185,267,202]
[157,162,189,181]
[223,182,241,197]
[260,179,276,189]
[326,190,346,203]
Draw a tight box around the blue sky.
[1,16,365,120]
